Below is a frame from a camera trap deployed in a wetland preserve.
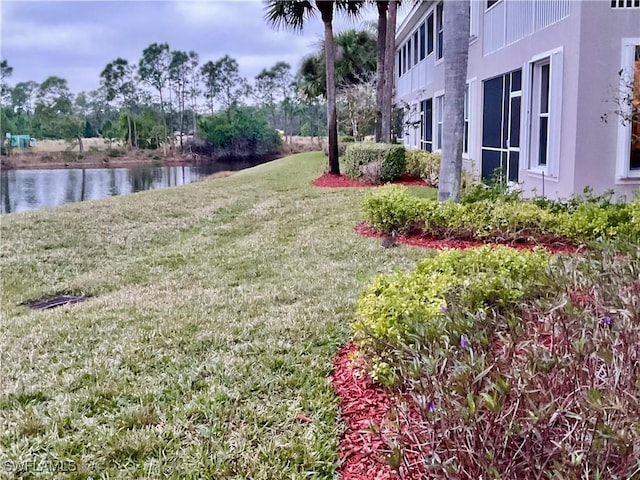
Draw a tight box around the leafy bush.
[198,106,281,157]
[361,185,424,233]
[404,150,440,187]
[381,145,406,182]
[345,143,406,182]
[358,247,640,478]
[339,135,356,143]
[361,185,640,244]
[353,246,551,385]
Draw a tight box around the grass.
[0,152,432,479]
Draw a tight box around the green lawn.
[0,152,430,479]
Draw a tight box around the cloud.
[0,0,377,93]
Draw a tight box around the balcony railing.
[484,0,570,56]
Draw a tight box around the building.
[9,134,34,149]
[395,0,640,199]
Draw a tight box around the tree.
[337,74,376,138]
[201,60,220,117]
[254,67,279,126]
[9,81,38,135]
[34,76,74,139]
[437,0,470,202]
[11,81,39,115]
[100,59,136,148]
[381,0,398,143]
[187,51,200,138]
[297,29,376,98]
[265,0,363,175]
[138,43,171,150]
[210,55,250,115]
[0,60,13,107]
[169,50,190,150]
[374,1,388,142]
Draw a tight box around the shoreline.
[0,157,194,171]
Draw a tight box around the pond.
[1,161,260,214]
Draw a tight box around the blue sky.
[0,0,386,94]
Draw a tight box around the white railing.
[395,54,436,99]
[484,0,570,56]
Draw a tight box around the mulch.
[355,223,583,255]
[313,173,429,188]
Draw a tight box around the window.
[427,13,434,55]
[397,51,402,77]
[419,23,426,60]
[487,0,501,9]
[403,43,408,73]
[435,94,444,150]
[407,40,412,69]
[413,31,419,65]
[421,98,433,152]
[525,48,563,176]
[611,0,640,7]
[436,3,443,60]
[532,62,550,167]
[615,40,640,179]
[463,85,470,154]
[470,1,480,39]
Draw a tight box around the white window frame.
[523,47,563,179]
[615,38,640,181]
[435,91,445,151]
[463,79,477,159]
[435,2,444,63]
[470,1,480,42]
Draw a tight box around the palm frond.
[264,0,315,31]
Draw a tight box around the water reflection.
[1,163,240,214]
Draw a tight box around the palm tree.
[265,0,363,175]
[437,0,470,202]
[381,0,398,143]
[297,29,376,98]
[374,1,387,142]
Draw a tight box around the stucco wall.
[574,2,640,200]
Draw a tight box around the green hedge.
[404,150,441,187]
[345,143,406,183]
[361,184,640,244]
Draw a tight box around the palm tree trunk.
[375,0,388,143]
[381,0,398,143]
[319,3,340,175]
[437,0,470,202]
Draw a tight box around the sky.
[0,0,385,94]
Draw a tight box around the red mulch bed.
[313,173,429,188]
[330,343,426,480]
[355,223,583,255]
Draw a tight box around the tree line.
[0,27,379,158]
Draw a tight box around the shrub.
[361,247,640,478]
[380,145,406,182]
[361,185,640,244]
[345,143,406,182]
[339,135,356,143]
[361,185,424,233]
[404,150,440,187]
[353,246,551,385]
